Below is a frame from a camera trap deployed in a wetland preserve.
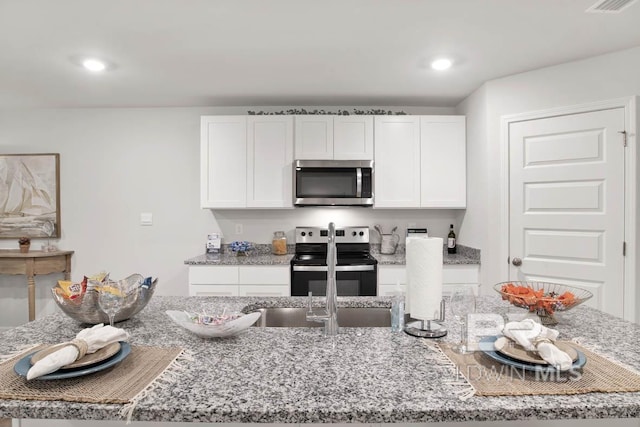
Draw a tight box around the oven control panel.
[295,226,370,244]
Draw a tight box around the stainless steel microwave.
[294,160,374,206]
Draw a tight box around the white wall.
[454,84,488,272]
[0,104,455,327]
[457,46,640,322]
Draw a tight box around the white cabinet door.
[238,266,290,285]
[239,266,290,296]
[200,116,247,208]
[189,266,238,284]
[188,266,239,296]
[238,285,290,297]
[333,116,374,160]
[190,285,239,297]
[294,116,334,159]
[189,266,291,297]
[373,116,421,207]
[378,264,479,296]
[247,116,294,208]
[420,116,466,208]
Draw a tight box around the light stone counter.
[0,295,638,423]
[184,244,480,266]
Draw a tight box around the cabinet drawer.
[238,266,289,285]
[379,264,479,285]
[378,283,407,296]
[378,266,406,284]
[239,284,290,297]
[442,265,479,284]
[188,266,239,284]
[189,284,238,296]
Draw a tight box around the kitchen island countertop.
[0,295,638,423]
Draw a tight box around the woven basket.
[52,274,157,324]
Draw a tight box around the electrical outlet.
[140,213,153,226]
[235,223,243,234]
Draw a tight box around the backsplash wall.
[211,208,464,246]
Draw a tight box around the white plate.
[166,310,261,338]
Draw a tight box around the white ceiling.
[2,0,640,109]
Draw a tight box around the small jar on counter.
[272,231,287,255]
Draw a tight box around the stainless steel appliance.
[290,226,377,296]
[293,160,374,206]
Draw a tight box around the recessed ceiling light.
[431,58,452,71]
[82,58,107,72]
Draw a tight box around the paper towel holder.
[404,299,447,338]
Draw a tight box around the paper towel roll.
[406,237,443,321]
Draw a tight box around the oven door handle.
[292,265,375,272]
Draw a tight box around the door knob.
[512,257,522,267]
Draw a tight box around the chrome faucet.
[306,222,339,335]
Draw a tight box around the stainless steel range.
[290,226,378,296]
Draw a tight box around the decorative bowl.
[229,241,253,255]
[494,281,593,325]
[52,274,157,324]
[165,310,261,338]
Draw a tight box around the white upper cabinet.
[247,116,294,208]
[294,116,334,159]
[333,116,374,160]
[373,116,421,207]
[420,116,466,208]
[201,116,247,208]
[373,115,466,209]
[294,115,374,160]
[201,115,294,209]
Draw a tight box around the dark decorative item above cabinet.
[247,108,406,115]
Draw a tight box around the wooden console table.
[0,249,74,322]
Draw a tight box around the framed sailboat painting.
[0,153,61,239]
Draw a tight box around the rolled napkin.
[502,319,573,370]
[406,237,443,321]
[27,324,129,380]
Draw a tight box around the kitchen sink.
[254,307,391,328]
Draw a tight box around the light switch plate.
[140,212,153,226]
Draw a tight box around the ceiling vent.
[586,0,638,13]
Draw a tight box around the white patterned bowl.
[166,310,261,338]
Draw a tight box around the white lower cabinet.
[189,264,478,298]
[239,266,290,296]
[188,265,290,297]
[378,264,479,296]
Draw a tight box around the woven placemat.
[439,341,640,396]
[0,344,183,404]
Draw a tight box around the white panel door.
[246,116,294,208]
[333,115,374,160]
[294,116,333,159]
[509,108,626,317]
[420,116,466,208]
[373,116,421,208]
[200,116,247,208]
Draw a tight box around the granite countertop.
[184,244,480,266]
[0,295,638,423]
